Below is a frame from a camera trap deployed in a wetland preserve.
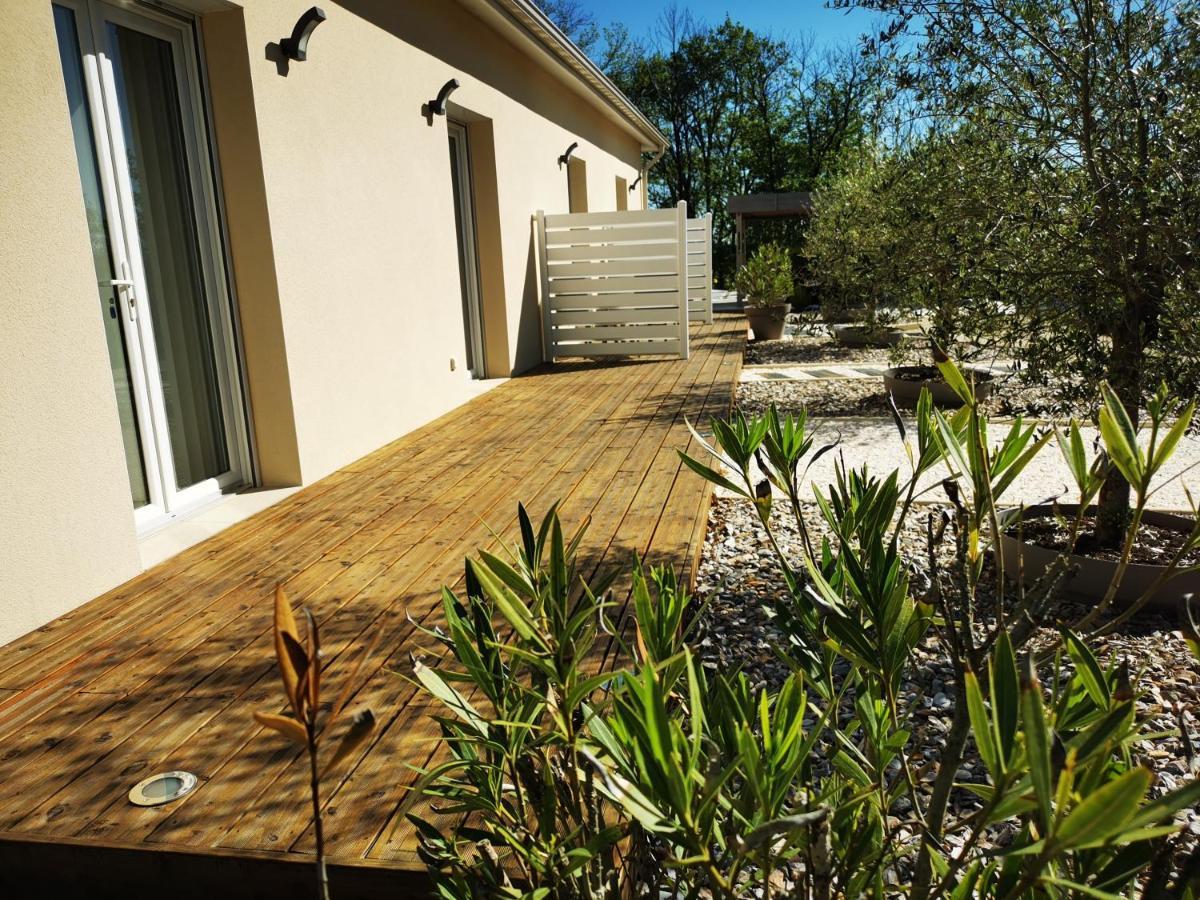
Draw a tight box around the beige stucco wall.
[0,1,144,640]
[0,0,653,644]
[221,0,647,481]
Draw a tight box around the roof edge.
[482,0,667,152]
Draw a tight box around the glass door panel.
[105,20,230,490]
[52,0,249,529]
[447,122,485,378]
[53,3,151,508]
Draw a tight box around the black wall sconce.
[629,174,643,192]
[424,79,460,121]
[558,142,579,167]
[280,6,326,61]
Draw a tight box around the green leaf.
[934,352,974,405]
[468,558,540,643]
[992,631,1019,765]
[413,659,487,735]
[677,450,748,498]
[1021,662,1054,829]
[1099,383,1144,488]
[1054,767,1152,849]
[1150,399,1196,478]
[965,669,1000,775]
[1039,877,1124,899]
[742,810,829,850]
[1062,629,1110,709]
[1124,775,1200,831]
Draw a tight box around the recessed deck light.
[128,770,198,807]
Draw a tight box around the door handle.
[103,262,137,320]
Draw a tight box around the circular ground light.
[128,770,198,807]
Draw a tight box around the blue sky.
[585,0,883,51]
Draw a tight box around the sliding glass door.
[53,0,249,531]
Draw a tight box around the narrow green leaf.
[677,450,749,498]
[1150,399,1196,477]
[1021,662,1054,829]
[935,353,974,405]
[1054,767,1152,849]
[1062,629,1110,708]
[965,670,1000,775]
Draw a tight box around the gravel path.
[733,381,1200,512]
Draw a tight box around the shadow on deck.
[0,315,745,898]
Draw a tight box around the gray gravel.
[745,334,895,367]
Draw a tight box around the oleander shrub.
[405,363,1200,898]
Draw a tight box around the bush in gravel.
[735,242,794,310]
[682,358,1200,897]
[403,366,1199,898]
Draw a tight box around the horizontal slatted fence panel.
[548,258,677,278]
[685,215,714,324]
[547,242,676,262]
[552,307,681,325]
[544,208,679,228]
[549,292,681,312]
[551,323,683,341]
[555,339,683,357]
[538,205,689,360]
[550,274,679,295]
[542,223,679,245]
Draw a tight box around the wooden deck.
[0,316,744,898]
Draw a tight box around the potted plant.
[735,243,792,341]
[874,133,1009,405]
[883,360,993,407]
[996,382,1200,616]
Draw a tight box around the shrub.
[734,242,793,309]
[405,366,1200,898]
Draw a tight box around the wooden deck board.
[0,317,745,895]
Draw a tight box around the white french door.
[53,0,250,532]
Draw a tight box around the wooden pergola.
[728,191,813,271]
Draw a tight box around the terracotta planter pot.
[746,304,789,341]
[832,324,907,347]
[884,365,994,408]
[996,504,1200,612]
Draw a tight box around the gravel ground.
[691,495,1200,881]
[745,334,895,367]
[731,382,1200,511]
[738,374,1068,421]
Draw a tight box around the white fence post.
[704,211,714,324]
[534,210,554,363]
[676,200,689,360]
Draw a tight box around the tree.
[809,131,1017,358]
[532,0,639,74]
[609,8,879,280]
[848,0,1200,544]
[532,0,599,54]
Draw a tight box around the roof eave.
[459,0,667,153]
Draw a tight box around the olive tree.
[843,0,1200,544]
[808,132,1013,361]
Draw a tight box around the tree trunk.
[911,679,972,900]
[1095,310,1143,547]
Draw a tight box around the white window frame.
[56,0,252,532]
